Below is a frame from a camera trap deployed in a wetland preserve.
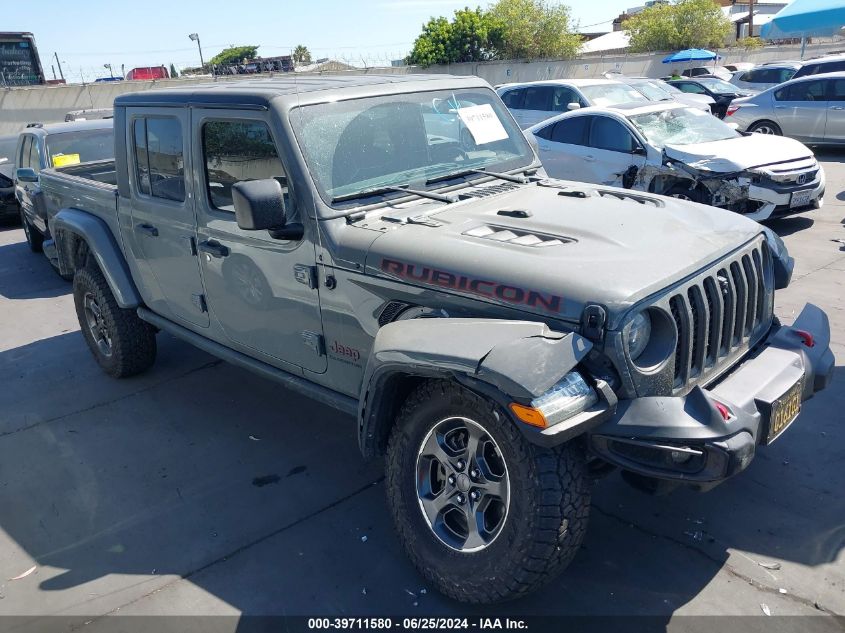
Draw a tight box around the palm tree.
[293,45,312,65]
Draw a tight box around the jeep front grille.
[668,239,772,389]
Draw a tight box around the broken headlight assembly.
[510,371,598,429]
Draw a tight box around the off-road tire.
[385,380,591,603]
[73,262,157,378]
[20,209,43,253]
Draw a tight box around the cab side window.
[19,136,32,169]
[202,120,290,215]
[29,138,43,173]
[676,82,706,95]
[551,87,579,112]
[500,89,524,109]
[550,116,590,145]
[523,86,552,111]
[132,117,185,202]
[776,80,827,102]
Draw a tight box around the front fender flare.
[52,208,142,308]
[358,318,594,459]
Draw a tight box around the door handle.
[583,155,596,162]
[137,223,159,237]
[774,105,787,109]
[198,240,230,258]
[831,106,845,110]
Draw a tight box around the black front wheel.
[20,209,43,253]
[386,380,591,603]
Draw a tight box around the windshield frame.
[627,105,740,148]
[288,87,536,215]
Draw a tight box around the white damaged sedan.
[528,101,825,221]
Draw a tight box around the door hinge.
[191,293,208,313]
[301,331,325,356]
[294,264,318,289]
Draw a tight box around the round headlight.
[626,311,652,361]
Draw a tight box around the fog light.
[670,450,692,464]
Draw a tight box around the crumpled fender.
[357,318,592,458]
[52,208,141,308]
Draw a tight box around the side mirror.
[232,178,303,240]
[16,167,38,183]
[632,145,647,156]
[567,102,581,111]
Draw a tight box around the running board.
[136,307,358,417]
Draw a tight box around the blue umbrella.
[661,49,721,64]
[761,0,845,39]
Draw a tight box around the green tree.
[487,0,581,60]
[624,0,731,52]
[407,7,499,66]
[169,63,179,78]
[293,45,312,64]
[209,45,259,67]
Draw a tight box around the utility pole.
[748,0,755,40]
[188,33,205,69]
[53,52,65,81]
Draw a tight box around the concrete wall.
[1,40,842,137]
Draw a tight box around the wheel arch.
[358,318,597,460]
[52,208,142,308]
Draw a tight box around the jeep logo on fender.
[381,259,563,313]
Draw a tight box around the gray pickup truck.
[38,75,834,604]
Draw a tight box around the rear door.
[823,78,845,142]
[519,86,555,128]
[191,109,327,374]
[534,115,591,180]
[125,107,209,327]
[772,79,829,142]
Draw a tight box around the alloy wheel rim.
[753,125,776,135]
[83,292,113,357]
[415,416,510,553]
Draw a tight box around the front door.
[823,78,845,142]
[582,115,647,187]
[125,107,209,327]
[191,109,326,374]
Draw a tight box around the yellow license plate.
[767,378,803,444]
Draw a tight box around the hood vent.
[464,224,574,248]
[598,190,663,207]
[459,183,520,199]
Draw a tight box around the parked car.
[791,54,845,79]
[528,101,825,221]
[665,77,753,118]
[609,74,715,112]
[730,63,801,93]
[14,120,114,255]
[0,135,20,222]
[125,66,169,81]
[681,66,734,81]
[723,62,755,73]
[727,72,845,143]
[496,79,649,128]
[36,75,833,603]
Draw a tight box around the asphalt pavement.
[0,152,843,630]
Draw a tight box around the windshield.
[629,107,739,147]
[290,88,534,207]
[46,128,114,167]
[630,81,673,101]
[579,83,650,107]
[696,78,737,94]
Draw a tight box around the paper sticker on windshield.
[458,104,508,145]
[52,153,81,167]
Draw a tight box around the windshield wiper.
[426,167,529,186]
[332,184,457,205]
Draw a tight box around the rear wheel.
[748,120,782,136]
[386,380,591,603]
[20,209,43,253]
[73,262,157,378]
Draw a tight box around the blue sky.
[5,0,636,82]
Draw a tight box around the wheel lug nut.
[470,491,479,501]
[470,469,479,478]
[448,475,456,485]
[457,494,465,504]
[456,460,465,471]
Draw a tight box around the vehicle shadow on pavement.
[765,216,814,237]
[0,238,69,301]
[0,328,841,619]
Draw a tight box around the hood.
[361,181,762,328]
[664,134,813,173]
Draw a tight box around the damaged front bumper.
[588,304,835,490]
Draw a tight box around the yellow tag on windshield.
[52,153,81,167]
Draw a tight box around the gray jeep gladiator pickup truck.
[38,75,834,604]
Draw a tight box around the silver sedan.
[727,71,845,143]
